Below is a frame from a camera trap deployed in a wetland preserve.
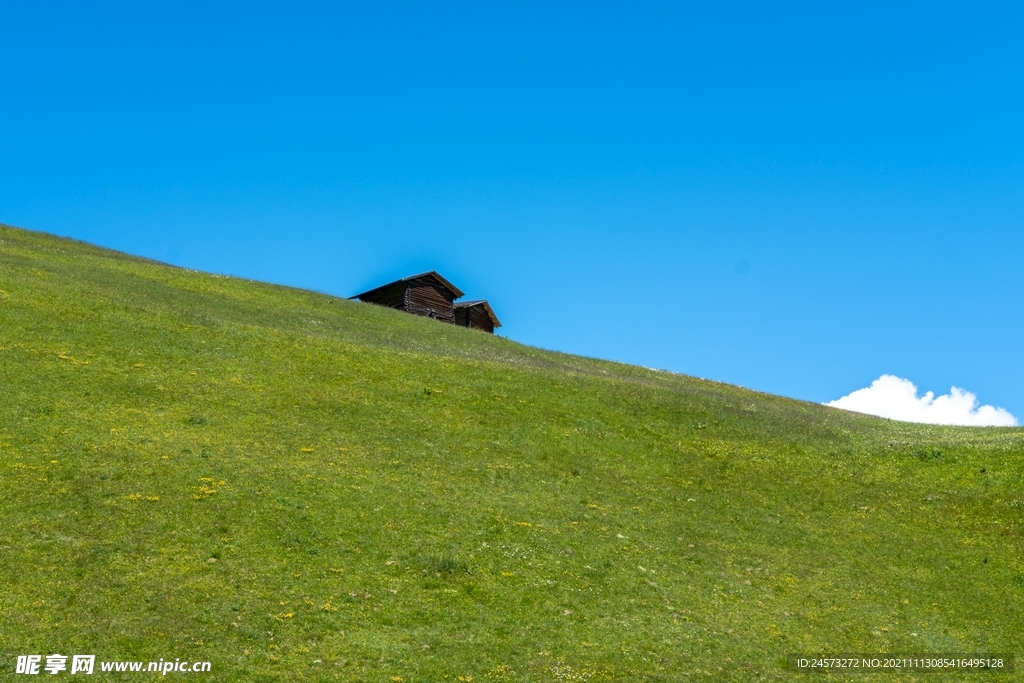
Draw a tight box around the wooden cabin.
[350,271,463,324]
[453,300,501,333]
[352,271,502,334]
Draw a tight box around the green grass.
[1,223,1022,681]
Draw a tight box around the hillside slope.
[1,224,1021,681]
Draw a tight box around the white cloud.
[826,375,1018,427]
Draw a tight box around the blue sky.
[2,1,1022,417]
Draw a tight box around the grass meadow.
[1,224,1022,681]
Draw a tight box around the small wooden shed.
[350,271,464,323]
[453,300,501,333]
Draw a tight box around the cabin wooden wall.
[405,282,455,322]
[468,306,495,333]
[454,305,495,333]
[357,282,407,310]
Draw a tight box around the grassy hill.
[1,223,1021,681]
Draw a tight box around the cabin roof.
[453,299,502,327]
[351,271,464,300]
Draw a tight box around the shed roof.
[453,299,502,327]
[351,271,464,300]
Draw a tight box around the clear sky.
[2,1,1022,418]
